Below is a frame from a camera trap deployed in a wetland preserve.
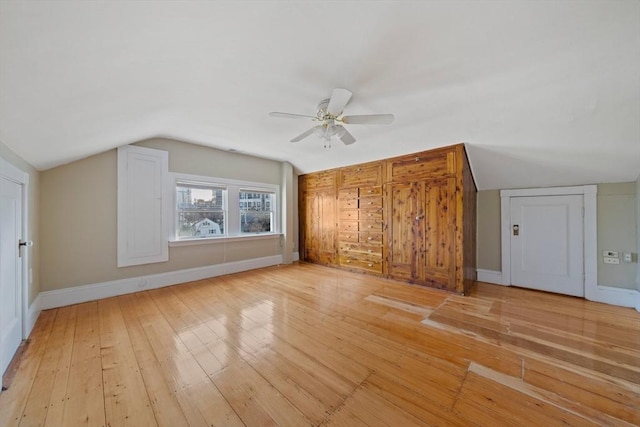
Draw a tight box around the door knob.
[415,214,424,221]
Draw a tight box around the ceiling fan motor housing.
[316,98,331,117]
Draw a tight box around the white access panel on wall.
[117,145,169,267]
[510,194,584,296]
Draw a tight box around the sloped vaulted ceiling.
[1,1,638,190]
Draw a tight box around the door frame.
[500,185,597,299]
[0,156,30,340]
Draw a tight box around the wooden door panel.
[421,178,456,290]
[319,191,336,264]
[303,193,319,262]
[387,182,418,281]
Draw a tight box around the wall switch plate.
[603,257,620,265]
[602,251,619,258]
[623,253,632,263]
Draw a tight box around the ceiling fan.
[269,88,394,147]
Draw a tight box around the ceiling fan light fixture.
[325,125,338,138]
[271,87,395,145]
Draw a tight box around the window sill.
[169,233,282,247]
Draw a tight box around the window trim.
[170,172,280,243]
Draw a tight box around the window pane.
[239,190,275,233]
[177,185,225,209]
[177,183,226,238]
[177,211,225,238]
[241,211,273,233]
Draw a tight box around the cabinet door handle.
[415,214,424,221]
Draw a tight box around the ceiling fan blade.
[270,112,316,119]
[326,88,352,116]
[337,126,356,145]
[341,114,395,125]
[291,126,321,142]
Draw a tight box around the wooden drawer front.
[339,222,358,233]
[388,150,455,181]
[340,163,383,187]
[339,209,358,221]
[359,196,382,209]
[359,186,382,197]
[360,209,383,221]
[339,198,358,210]
[360,232,383,244]
[339,188,358,200]
[303,171,336,189]
[339,233,359,243]
[339,243,382,256]
[360,221,382,232]
[339,254,383,273]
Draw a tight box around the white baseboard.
[586,284,640,311]
[39,255,283,310]
[293,251,300,262]
[476,269,505,285]
[25,293,42,337]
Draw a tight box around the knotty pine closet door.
[386,178,457,291]
[302,190,336,266]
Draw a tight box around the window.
[172,173,279,242]
[176,181,227,239]
[240,189,276,233]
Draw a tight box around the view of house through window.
[240,189,275,233]
[176,182,226,238]
[175,177,278,240]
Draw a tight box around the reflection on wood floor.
[1,262,638,426]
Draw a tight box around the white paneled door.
[510,195,584,297]
[1,176,23,375]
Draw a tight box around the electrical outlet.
[602,251,619,258]
[603,257,620,265]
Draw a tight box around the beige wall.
[597,183,637,289]
[476,183,639,289]
[637,175,640,291]
[476,190,501,271]
[40,138,293,291]
[0,141,40,305]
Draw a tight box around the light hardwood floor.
[1,262,639,426]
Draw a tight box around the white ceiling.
[1,1,638,190]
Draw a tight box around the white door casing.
[510,194,584,296]
[0,176,23,375]
[501,185,598,301]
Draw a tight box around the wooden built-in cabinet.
[299,171,337,266]
[298,143,476,294]
[336,162,385,275]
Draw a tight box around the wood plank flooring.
[1,262,639,426]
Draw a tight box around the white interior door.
[510,195,584,296]
[1,176,23,375]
